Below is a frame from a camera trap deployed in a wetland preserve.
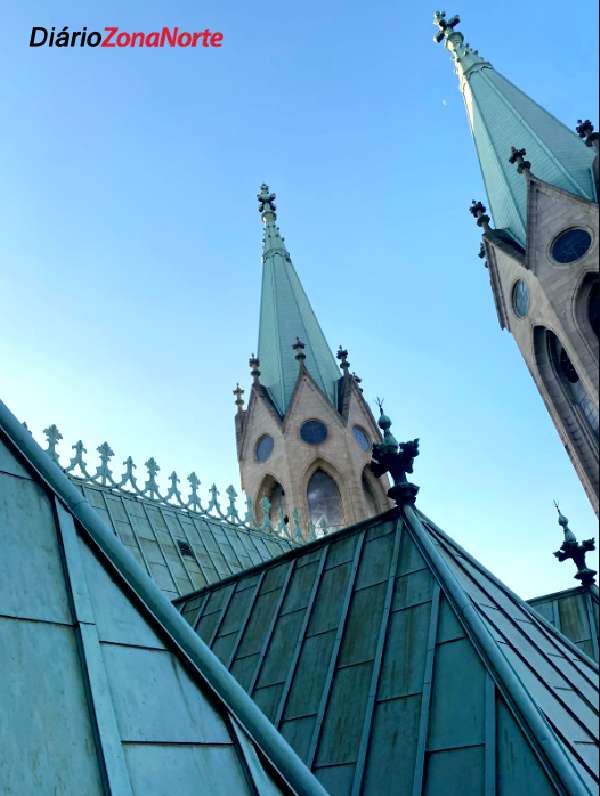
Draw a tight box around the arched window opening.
[574,273,599,358]
[256,476,287,529]
[547,331,599,440]
[307,469,343,533]
[269,482,285,524]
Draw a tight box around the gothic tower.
[233,185,390,536]
[434,13,599,515]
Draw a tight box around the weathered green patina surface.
[434,12,597,245]
[177,507,599,796]
[0,398,327,796]
[257,184,340,414]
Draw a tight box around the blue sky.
[1,1,598,598]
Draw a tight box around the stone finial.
[249,354,261,385]
[258,183,277,221]
[553,502,597,587]
[337,345,350,376]
[576,119,600,150]
[370,399,420,506]
[233,383,245,413]
[509,146,531,175]
[433,11,461,43]
[293,337,306,364]
[469,200,490,232]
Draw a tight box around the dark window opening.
[177,540,194,557]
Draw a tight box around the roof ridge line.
[403,505,593,796]
[419,510,599,674]
[0,398,328,796]
[174,508,401,605]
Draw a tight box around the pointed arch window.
[307,469,343,532]
[547,331,599,440]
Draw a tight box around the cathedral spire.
[433,11,597,246]
[256,184,340,414]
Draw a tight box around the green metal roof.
[257,185,340,414]
[529,585,599,662]
[434,13,597,246]
[0,396,327,796]
[39,421,295,599]
[177,507,599,795]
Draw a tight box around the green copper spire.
[433,12,597,246]
[256,184,340,414]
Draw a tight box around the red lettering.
[192,32,202,47]
[210,32,223,47]
[160,26,178,47]
[116,31,131,47]
[201,28,211,47]
[102,26,118,47]
[178,31,192,47]
[130,31,145,47]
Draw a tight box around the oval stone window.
[352,425,371,451]
[512,280,529,318]
[255,434,274,462]
[300,420,327,445]
[551,228,592,264]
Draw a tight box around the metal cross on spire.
[258,183,277,221]
[433,11,461,43]
[552,502,597,587]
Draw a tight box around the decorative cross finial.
[509,146,531,175]
[552,501,597,587]
[258,183,277,221]
[249,354,261,385]
[43,424,63,464]
[293,337,306,363]
[433,11,461,43]
[233,383,245,413]
[144,457,161,499]
[576,119,600,150]
[469,200,490,232]
[336,345,350,375]
[370,401,420,506]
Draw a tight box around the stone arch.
[533,327,599,499]
[303,459,346,534]
[362,465,388,517]
[255,474,287,528]
[573,271,599,363]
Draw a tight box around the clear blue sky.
[1,1,598,598]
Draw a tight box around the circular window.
[352,425,371,451]
[512,280,529,318]
[551,228,592,264]
[300,420,327,445]
[255,435,274,462]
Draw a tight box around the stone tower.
[434,13,599,515]
[234,185,390,536]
